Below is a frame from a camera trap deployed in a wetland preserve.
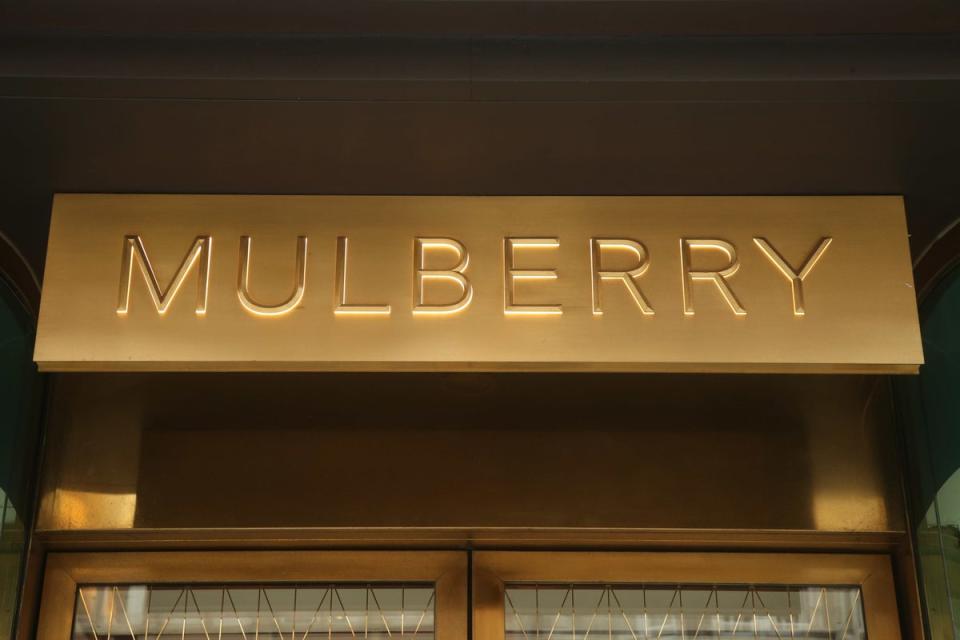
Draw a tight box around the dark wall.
[1,10,960,279]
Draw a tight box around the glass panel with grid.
[505,584,866,640]
[71,584,436,640]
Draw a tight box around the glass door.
[33,550,903,640]
[474,552,901,640]
[36,552,467,640]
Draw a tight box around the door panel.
[474,552,901,640]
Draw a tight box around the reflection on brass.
[237,236,308,316]
[116,235,211,315]
[813,490,888,531]
[48,491,136,530]
[502,237,562,316]
[589,239,653,316]
[680,238,746,316]
[334,236,392,316]
[754,237,833,316]
[413,238,473,315]
[473,552,901,640]
[35,195,921,372]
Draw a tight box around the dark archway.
[898,215,960,640]
[0,232,41,640]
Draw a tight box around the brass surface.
[36,551,467,640]
[894,537,926,640]
[473,551,901,640]
[33,528,906,552]
[35,195,921,373]
[37,372,904,534]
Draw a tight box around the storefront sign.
[35,195,922,372]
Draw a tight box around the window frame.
[36,551,467,640]
[473,551,900,640]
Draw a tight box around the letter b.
[413,238,473,315]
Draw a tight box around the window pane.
[505,584,866,639]
[72,583,435,640]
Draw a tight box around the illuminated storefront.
[2,4,960,639]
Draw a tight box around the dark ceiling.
[3,0,960,37]
[2,1,960,284]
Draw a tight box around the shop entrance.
[36,551,900,640]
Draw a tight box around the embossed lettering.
[680,238,746,316]
[237,236,308,316]
[117,235,211,315]
[754,237,832,316]
[590,238,654,316]
[503,238,562,316]
[334,236,391,316]
[413,238,473,315]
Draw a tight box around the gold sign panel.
[35,194,922,373]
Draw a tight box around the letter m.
[117,235,212,315]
